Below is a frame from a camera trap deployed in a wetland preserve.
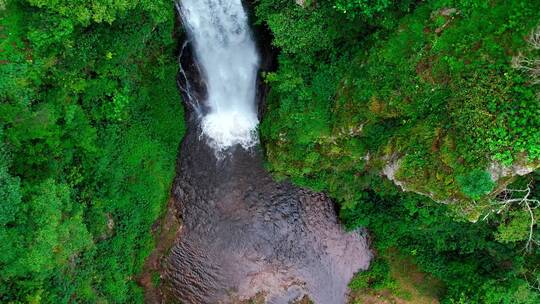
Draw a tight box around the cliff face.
[254,0,540,222]
[382,153,539,221]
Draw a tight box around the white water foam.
[178,0,260,151]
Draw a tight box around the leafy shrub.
[334,0,393,16]
[457,169,495,200]
[349,258,393,291]
[496,210,532,243]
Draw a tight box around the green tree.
[457,169,495,200]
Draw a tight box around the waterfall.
[177,0,260,151]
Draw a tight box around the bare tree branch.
[512,25,540,86]
[483,181,539,252]
[523,267,540,293]
[528,25,540,50]
[512,54,540,85]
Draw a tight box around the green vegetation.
[341,176,540,303]
[456,169,495,200]
[3,0,540,303]
[0,0,184,302]
[257,0,540,206]
[349,249,443,303]
[349,257,393,292]
[255,0,540,302]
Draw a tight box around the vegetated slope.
[0,0,184,302]
[255,0,540,302]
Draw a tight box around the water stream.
[165,1,372,303]
[178,0,260,151]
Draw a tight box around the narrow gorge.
[161,0,372,303]
[3,1,539,303]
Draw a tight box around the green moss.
[259,0,540,212]
[257,0,540,302]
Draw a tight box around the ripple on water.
[163,130,372,304]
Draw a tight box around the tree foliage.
[457,169,495,200]
[0,0,184,302]
[256,0,540,302]
[340,176,540,303]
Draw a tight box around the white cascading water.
[178,0,260,151]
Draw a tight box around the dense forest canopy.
[1,0,184,302]
[1,0,540,303]
[255,0,540,302]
